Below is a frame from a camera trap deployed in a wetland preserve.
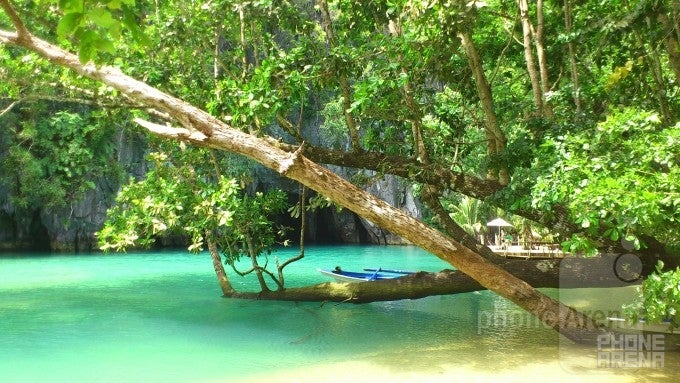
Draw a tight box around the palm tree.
[448,196,484,238]
[509,215,556,249]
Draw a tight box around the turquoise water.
[1,245,678,382]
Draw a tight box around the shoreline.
[228,358,653,383]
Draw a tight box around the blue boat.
[318,267,414,283]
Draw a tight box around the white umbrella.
[486,218,513,227]
[487,218,513,247]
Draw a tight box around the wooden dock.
[488,244,565,259]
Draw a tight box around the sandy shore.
[229,357,669,383]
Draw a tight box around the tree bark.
[276,185,306,289]
[518,0,544,115]
[317,0,361,151]
[206,231,235,295]
[563,0,582,112]
[225,255,639,303]
[534,0,553,118]
[458,31,509,185]
[246,235,270,292]
[388,17,429,164]
[656,2,680,87]
[283,144,504,199]
[0,3,605,344]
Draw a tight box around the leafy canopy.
[57,0,148,63]
[532,108,680,254]
[625,261,680,330]
[97,148,288,266]
[0,108,120,209]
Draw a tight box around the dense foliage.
[98,147,288,260]
[0,109,120,208]
[625,261,680,330]
[532,108,680,254]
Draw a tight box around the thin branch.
[0,100,19,119]
[276,113,304,142]
[261,267,284,290]
[317,0,361,151]
[0,0,30,39]
[277,185,307,284]
[134,118,208,142]
[229,260,284,290]
[489,29,515,86]
[229,262,257,276]
[421,185,499,261]
[0,94,138,111]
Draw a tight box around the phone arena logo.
[596,333,665,368]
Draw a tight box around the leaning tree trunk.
[0,3,605,344]
[226,255,640,303]
[206,230,235,295]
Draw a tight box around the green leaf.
[57,12,84,38]
[59,0,84,13]
[122,6,151,46]
[78,30,99,64]
[106,0,122,10]
[94,38,116,54]
[78,43,94,64]
[610,229,619,241]
[88,8,118,29]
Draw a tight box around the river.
[0,245,677,382]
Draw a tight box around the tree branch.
[421,185,499,260]
[228,254,640,303]
[0,0,30,39]
[0,28,17,44]
[267,141,503,199]
[0,100,19,119]
[134,118,208,142]
[317,0,362,151]
[0,94,139,115]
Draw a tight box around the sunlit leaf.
[57,12,84,38]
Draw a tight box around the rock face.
[0,202,50,251]
[301,165,421,245]
[247,165,420,245]
[0,130,148,252]
[359,172,421,245]
[0,127,422,251]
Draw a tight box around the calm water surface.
[1,245,678,382]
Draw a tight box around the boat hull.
[318,268,411,283]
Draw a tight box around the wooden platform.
[488,244,565,259]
